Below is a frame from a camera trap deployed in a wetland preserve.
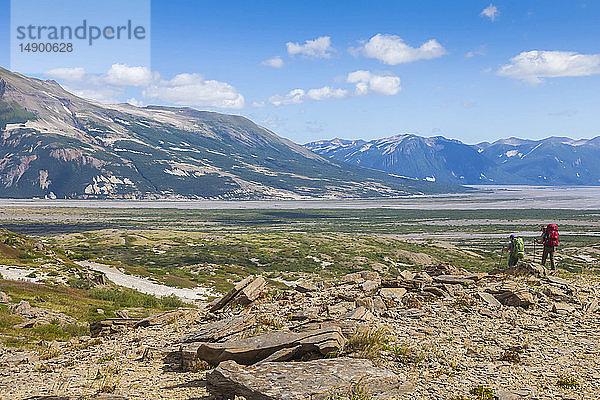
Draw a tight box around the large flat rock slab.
[210,276,266,312]
[197,326,344,366]
[181,314,255,343]
[207,358,405,400]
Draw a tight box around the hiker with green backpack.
[504,234,525,267]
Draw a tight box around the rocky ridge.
[1,263,600,399]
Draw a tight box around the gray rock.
[551,302,576,315]
[583,299,599,314]
[180,341,204,370]
[206,358,405,400]
[181,314,255,343]
[340,272,364,285]
[423,286,450,298]
[196,326,344,366]
[295,281,317,293]
[488,282,535,308]
[10,300,32,315]
[232,276,267,306]
[26,396,127,400]
[433,275,475,286]
[0,291,9,303]
[89,318,139,337]
[356,296,387,314]
[361,280,380,293]
[344,306,374,322]
[291,306,320,321]
[209,276,254,312]
[379,287,407,303]
[505,262,546,277]
[399,270,416,281]
[477,292,502,308]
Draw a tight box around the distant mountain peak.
[306,133,600,186]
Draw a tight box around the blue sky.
[1,0,599,144]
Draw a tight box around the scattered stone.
[583,299,599,314]
[361,279,380,293]
[0,291,9,303]
[433,275,475,286]
[10,300,32,316]
[423,286,450,298]
[181,314,255,343]
[195,326,344,366]
[291,306,320,321]
[25,396,127,400]
[379,287,407,303]
[505,261,546,277]
[344,306,374,322]
[356,296,387,314]
[210,276,266,312]
[90,318,139,337]
[551,302,576,315]
[542,285,571,302]
[96,308,105,315]
[232,276,267,306]
[425,264,467,276]
[295,281,317,293]
[399,270,416,281]
[136,308,203,328]
[209,276,254,312]
[476,292,502,308]
[488,282,535,308]
[206,358,404,400]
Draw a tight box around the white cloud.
[63,86,122,104]
[104,64,157,87]
[45,67,86,81]
[143,73,245,109]
[286,36,334,58]
[126,98,144,107]
[480,4,499,21]
[306,86,350,101]
[465,45,486,58]
[269,71,400,106]
[347,70,401,96]
[498,50,600,84]
[261,56,285,68]
[354,34,446,65]
[269,89,306,106]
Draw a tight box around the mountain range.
[305,134,600,185]
[0,67,461,199]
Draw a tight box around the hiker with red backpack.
[537,224,559,270]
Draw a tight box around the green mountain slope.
[0,67,463,199]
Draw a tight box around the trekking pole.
[533,239,536,263]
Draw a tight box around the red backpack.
[545,224,559,246]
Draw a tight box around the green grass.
[0,278,185,347]
[88,287,185,310]
[342,326,390,360]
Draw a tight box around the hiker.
[536,224,559,270]
[504,234,524,267]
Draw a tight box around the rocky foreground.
[1,263,599,400]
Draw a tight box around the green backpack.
[513,237,525,258]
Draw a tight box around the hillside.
[0,67,461,199]
[306,135,600,185]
